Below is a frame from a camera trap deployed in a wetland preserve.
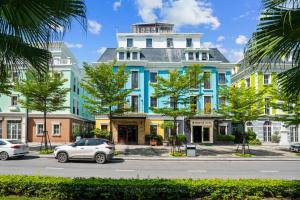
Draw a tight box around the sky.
[62,0,262,65]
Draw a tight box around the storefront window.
[7,120,21,140]
[203,127,210,141]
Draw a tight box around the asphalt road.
[1,156,300,179]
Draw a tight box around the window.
[11,96,18,106]
[73,78,76,92]
[167,38,173,48]
[7,120,21,140]
[219,97,226,106]
[195,52,199,60]
[203,127,210,142]
[290,127,298,143]
[0,122,2,139]
[263,121,272,142]
[150,96,157,108]
[36,124,44,135]
[131,71,139,89]
[73,99,76,114]
[100,124,108,130]
[131,96,138,112]
[119,52,125,60]
[75,139,86,146]
[0,140,6,145]
[190,96,198,113]
[219,125,227,135]
[170,97,176,108]
[246,122,253,132]
[150,72,157,83]
[204,96,212,114]
[132,52,138,60]
[264,74,271,85]
[150,124,158,136]
[86,139,101,146]
[186,38,192,47]
[146,38,152,48]
[202,52,207,61]
[245,78,251,88]
[190,71,198,89]
[203,72,211,89]
[126,52,130,60]
[52,124,61,136]
[127,38,133,47]
[218,73,226,85]
[188,52,194,61]
[264,97,271,115]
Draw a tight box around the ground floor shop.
[0,114,27,142]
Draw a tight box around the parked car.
[0,139,29,160]
[54,138,115,164]
[290,143,300,152]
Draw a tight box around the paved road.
[1,156,300,179]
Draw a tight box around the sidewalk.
[28,143,300,161]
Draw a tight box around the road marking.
[115,169,136,172]
[45,167,64,170]
[188,170,207,173]
[260,170,279,173]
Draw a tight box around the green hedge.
[0,175,300,200]
[216,134,235,142]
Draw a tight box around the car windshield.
[7,140,23,144]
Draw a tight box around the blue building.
[96,23,234,144]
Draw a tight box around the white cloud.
[113,0,122,11]
[162,0,220,29]
[97,47,107,55]
[228,49,244,63]
[135,0,220,29]
[202,42,227,54]
[65,42,83,49]
[88,20,102,34]
[235,35,248,45]
[217,35,225,42]
[136,0,162,22]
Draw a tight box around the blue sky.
[62,0,261,65]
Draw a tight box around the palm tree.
[245,0,300,99]
[0,0,86,78]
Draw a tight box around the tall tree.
[0,72,12,96]
[80,62,133,141]
[217,86,264,154]
[15,70,69,150]
[150,65,204,153]
[245,0,300,99]
[0,0,86,78]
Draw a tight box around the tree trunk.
[43,111,48,150]
[241,122,246,155]
[109,108,113,143]
[172,116,177,154]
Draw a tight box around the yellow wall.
[145,119,165,138]
[96,119,111,130]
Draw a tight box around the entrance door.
[118,125,138,144]
[193,126,202,143]
[203,127,210,142]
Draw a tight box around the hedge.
[0,175,300,200]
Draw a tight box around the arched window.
[246,122,253,132]
[263,121,272,142]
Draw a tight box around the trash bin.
[186,144,196,157]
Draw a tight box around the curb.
[30,153,300,161]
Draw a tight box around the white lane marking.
[45,167,64,170]
[188,170,207,173]
[115,169,136,172]
[260,170,279,173]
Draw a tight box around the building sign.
[191,120,213,126]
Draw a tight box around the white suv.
[54,138,115,164]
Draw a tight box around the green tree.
[80,62,133,141]
[0,0,86,79]
[15,70,69,150]
[245,0,300,99]
[0,72,12,96]
[151,65,204,153]
[217,86,264,154]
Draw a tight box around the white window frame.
[131,70,139,89]
[203,95,212,114]
[264,97,271,115]
[11,95,18,106]
[149,71,158,83]
[263,74,271,85]
[245,77,251,88]
[203,71,211,90]
[218,124,228,135]
[218,73,226,85]
[150,124,158,136]
[36,123,44,136]
[131,95,139,112]
[127,38,133,48]
[52,123,61,136]
[150,96,158,108]
[100,123,109,130]
[146,38,153,48]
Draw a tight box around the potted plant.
[150,134,157,146]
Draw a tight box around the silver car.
[0,139,29,160]
[54,138,115,164]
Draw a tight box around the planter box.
[162,140,169,146]
[150,139,157,146]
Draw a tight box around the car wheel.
[57,152,68,163]
[95,153,106,164]
[0,151,9,161]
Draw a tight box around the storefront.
[190,119,214,143]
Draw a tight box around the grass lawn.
[296,152,300,156]
[234,153,254,157]
[39,149,54,155]
[0,196,47,200]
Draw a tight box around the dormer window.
[132,52,138,60]
[202,52,207,61]
[119,52,125,60]
[127,38,133,48]
[146,38,152,48]
[186,38,192,47]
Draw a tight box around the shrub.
[39,149,54,155]
[156,135,163,145]
[248,139,262,145]
[271,131,281,143]
[246,130,257,141]
[216,134,235,142]
[92,128,110,139]
[0,175,300,200]
[176,134,186,144]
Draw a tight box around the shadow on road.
[63,158,125,164]
[8,155,40,161]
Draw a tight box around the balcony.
[9,105,20,112]
[53,58,72,66]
